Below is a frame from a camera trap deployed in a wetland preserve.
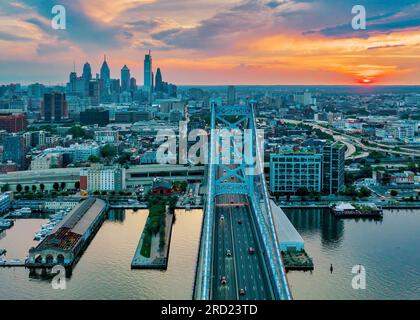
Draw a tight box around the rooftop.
[35,197,106,252]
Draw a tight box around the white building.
[30,153,63,170]
[80,166,126,192]
[44,143,100,163]
[95,130,119,144]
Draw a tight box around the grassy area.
[140,230,152,258]
[139,193,178,258]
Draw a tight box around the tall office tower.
[130,77,137,91]
[69,71,77,93]
[144,50,153,91]
[110,79,120,94]
[100,55,111,94]
[82,62,92,96]
[155,67,163,92]
[227,85,236,105]
[89,80,100,106]
[121,65,131,92]
[41,93,68,122]
[3,134,26,169]
[322,142,346,194]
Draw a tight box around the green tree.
[88,155,101,163]
[31,185,37,192]
[40,184,45,192]
[390,190,399,197]
[118,152,131,165]
[53,182,60,191]
[16,184,23,193]
[296,187,309,198]
[74,181,80,190]
[358,187,372,198]
[67,125,87,139]
[60,182,66,191]
[24,186,30,192]
[101,144,116,158]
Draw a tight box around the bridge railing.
[247,105,292,300]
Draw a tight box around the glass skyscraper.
[144,50,153,92]
[121,65,130,92]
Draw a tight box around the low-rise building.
[94,130,119,144]
[30,153,63,170]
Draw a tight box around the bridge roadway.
[212,194,274,300]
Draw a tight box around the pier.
[26,197,108,269]
[131,211,174,270]
[0,260,26,267]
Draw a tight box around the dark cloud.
[301,0,420,37]
[150,0,270,50]
[0,31,31,42]
[20,0,126,49]
[126,19,161,32]
[367,44,407,50]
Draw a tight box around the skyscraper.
[82,62,92,95]
[100,55,110,90]
[89,80,100,106]
[322,142,345,194]
[121,65,130,92]
[69,71,77,93]
[144,50,153,91]
[155,67,163,92]
[41,93,68,122]
[100,56,110,81]
[130,77,137,91]
[227,85,236,105]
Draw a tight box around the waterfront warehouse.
[27,197,107,267]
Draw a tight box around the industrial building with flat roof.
[27,197,107,267]
[270,200,304,252]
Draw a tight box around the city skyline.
[1,1,420,85]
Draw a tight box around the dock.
[109,202,148,209]
[131,212,174,269]
[0,260,26,267]
[331,203,383,218]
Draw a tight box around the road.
[284,120,420,159]
[212,194,273,300]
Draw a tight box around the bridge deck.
[212,194,274,300]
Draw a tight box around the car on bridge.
[239,288,246,296]
[226,249,232,257]
[237,220,242,225]
[220,276,227,285]
[248,247,255,255]
[220,214,225,222]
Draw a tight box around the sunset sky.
[1,0,420,85]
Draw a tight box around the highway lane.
[212,194,273,300]
[212,204,237,300]
[232,202,272,300]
